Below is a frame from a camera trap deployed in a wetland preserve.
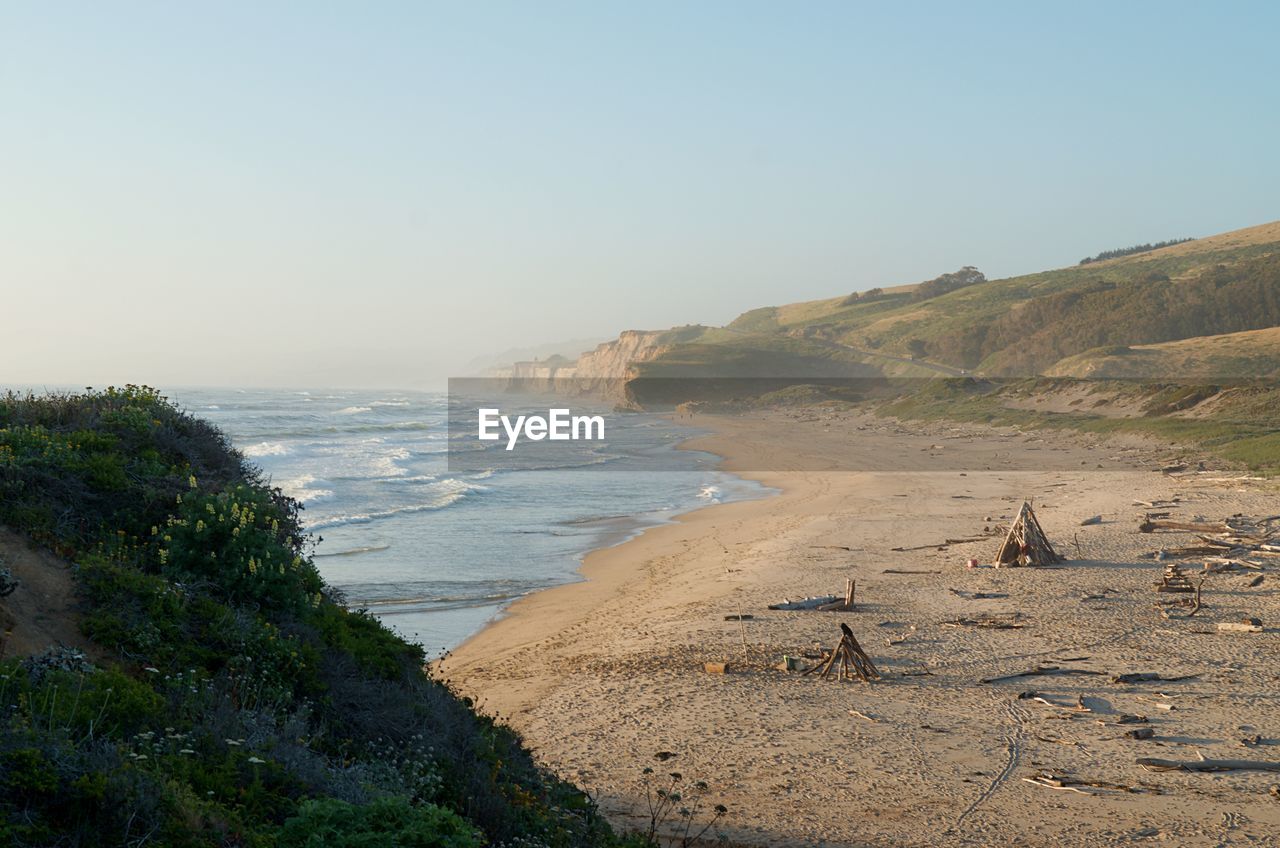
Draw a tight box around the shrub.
[276,797,482,848]
[1,388,623,846]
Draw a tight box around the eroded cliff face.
[498,330,674,405]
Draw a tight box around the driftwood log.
[1137,757,1280,773]
[981,666,1103,685]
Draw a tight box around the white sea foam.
[243,441,291,457]
[280,473,335,504]
[307,478,483,529]
[371,400,410,407]
[336,406,372,415]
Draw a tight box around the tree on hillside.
[1078,238,1192,265]
[911,267,986,302]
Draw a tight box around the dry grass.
[1088,219,1280,267]
[1046,326,1280,380]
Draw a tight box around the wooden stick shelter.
[993,502,1063,567]
[805,623,880,682]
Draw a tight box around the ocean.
[172,388,767,654]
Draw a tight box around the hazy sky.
[4,2,1279,389]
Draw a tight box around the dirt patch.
[0,527,101,661]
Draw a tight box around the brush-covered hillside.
[630,220,1280,380]
[0,387,638,847]
[510,220,1280,472]
[1045,326,1280,381]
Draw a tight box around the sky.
[3,1,1279,389]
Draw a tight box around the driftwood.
[1137,757,1280,773]
[804,623,879,682]
[770,578,856,612]
[1023,771,1155,794]
[981,665,1104,685]
[1217,620,1264,633]
[1153,545,1221,558]
[1203,557,1263,572]
[993,502,1063,567]
[816,579,856,611]
[891,537,987,552]
[943,613,1027,630]
[1156,562,1195,593]
[1111,672,1197,684]
[768,596,839,611]
[882,569,942,575]
[1140,519,1231,534]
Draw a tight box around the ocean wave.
[697,485,722,502]
[371,400,410,407]
[250,421,438,438]
[336,579,554,612]
[280,473,335,504]
[243,441,291,458]
[336,406,373,415]
[314,544,391,558]
[560,513,632,527]
[307,479,484,530]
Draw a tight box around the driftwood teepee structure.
[993,501,1063,567]
[804,623,880,682]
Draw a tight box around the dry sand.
[446,410,1280,847]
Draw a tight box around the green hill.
[1045,326,1280,381]
[0,387,635,847]
[632,220,1280,381]
[564,219,1280,472]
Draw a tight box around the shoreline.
[446,408,1280,846]
[445,415,775,662]
[445,418,779,692]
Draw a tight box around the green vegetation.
[908,266,985,302]
[878,378,1280,476]
[1079,237,1193,265]
[956,253,1280,374]
[0,387,642,847]
[630,223,1280,380]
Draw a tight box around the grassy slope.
[1046,326,1280,380]
[617,220,1280,473]
[642,220,1280,379]
[878,378,1280,476]
[0,387,629,847]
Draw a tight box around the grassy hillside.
[1046,326,1280,380]
[636,220,1280,382]
[0,387,636,847]
[878,377,1280,476]
[595,220,1280,472]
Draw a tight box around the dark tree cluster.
[910,267,986,302]
[1079,238,1193,265]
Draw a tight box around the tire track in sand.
[948,694,1029,835]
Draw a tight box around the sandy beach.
[446,410,1280,847]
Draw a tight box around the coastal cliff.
[495,328,690,406]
